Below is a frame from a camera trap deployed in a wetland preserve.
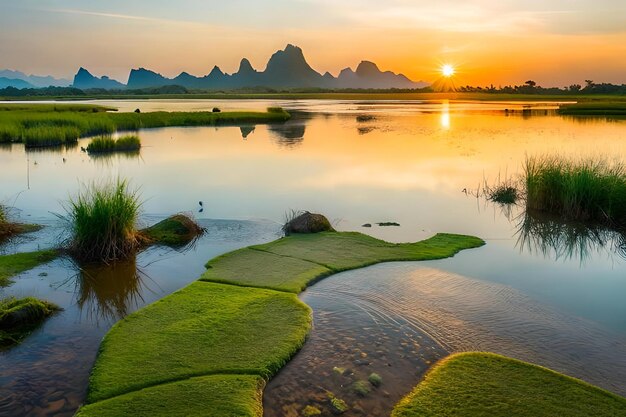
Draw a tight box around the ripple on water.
[263,263,626,417]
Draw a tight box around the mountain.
[335,61,420,89]
[72,68,125,89]
[0,77,34,89]
[127,68,169,89]
[0,69,71,87]
[80,44,429,90]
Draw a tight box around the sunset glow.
[442,64,455,78]
[1,1,625,86]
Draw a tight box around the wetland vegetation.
[0,103,290,148]
[392,352,626,417]
[86,135,141,154]
[76,229,483,415]
[0,296,60,348]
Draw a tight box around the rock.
[361,223,372,227]
[283,211,335,236]
[376,222,400,227]
[212,107,221,113]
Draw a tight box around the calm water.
[1,100,625,416]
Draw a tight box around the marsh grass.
[66,180,143,263]
[558,102,626,116]
[0,296,60,347]
[87,135,141,154]
[0,104,290,147]
[525,156,626,227]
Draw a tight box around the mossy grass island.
[392,352,626,417]
[76,231,485,416]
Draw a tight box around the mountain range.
[0,70,71,88]
[1,45,428,91]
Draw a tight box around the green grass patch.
[87,135,141,154]
[558,102,626,116]
[83,230,483,415]
[202,248,332,293]
[65,179,143,263]
[525,156,626,227]
[392,352,626,417]
[201,232,483,292]
[0,250,58,287]
[0,103,290,146]
[76,375,264,417]
[86,281,311,403]
[141,214,204,246]
[0,296,60,348]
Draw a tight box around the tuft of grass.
[141,214,204,246]
[65,179,143,263]
[392,352,626,417]
[0,296,60,348]
[0,250,59,288]
[525,156,626,227]
[87,135,141,154]
[488,185,519,204]
[368,372,383,387]
[352,380,371,396]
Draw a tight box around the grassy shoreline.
[0,104,290,147]
[76,231,484,416]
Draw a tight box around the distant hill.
[0,77,34,89]
[72,68,125,89]
[122,44,428,90]
[0,69,71,88]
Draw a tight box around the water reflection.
[516,210,626,262]
[268,121,306,147]
[73,256,149,323]
[240,126,256,139]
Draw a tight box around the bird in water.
[80,147,86,153]
[198,201,204,213]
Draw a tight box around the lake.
[0,99,625,416]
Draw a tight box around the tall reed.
[525,156,626,226]
[66,180,143,263]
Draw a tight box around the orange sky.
[1,1,625,86]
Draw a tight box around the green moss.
[201,232,484,292]
[302,405,322,417]
[0,296,60,348]
[87,281,311,403]
[329,395,349,413]
[0,250,59,287]
[77,375,264,417]
[368,372,383,387]
[392,352,626,417]
[202,248,332,293]
[352,380,371,397]
[85,231,483,415]
[141,214,204,246]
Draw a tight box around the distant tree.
[525,80,537,88]
[568,84,582,92]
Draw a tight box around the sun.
[441,64,455,78]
